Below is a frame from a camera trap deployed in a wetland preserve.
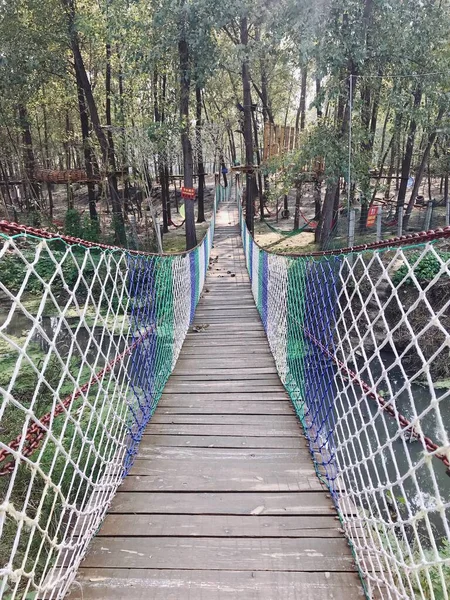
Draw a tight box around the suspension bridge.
[0,180,449,600]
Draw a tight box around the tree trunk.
[42,100,54,219]
[253,28,274,125]
[371,134,393,204]
[65,111,74,210]
[63,0,125,244]
[195,86,206,223]
[241,16,255,235]
[369,76,382,152]
[18,104,40,209]
[293,181,302,230]
[313,176,322,220]
[444,172,448,211]
[178,8,197,250]
[117,47,130,205]
[318,66,353,246]
[105,42,122,223]
[220,154,228,188]
[316,182,337,246]
[403,105,445,229]
[315,77,323,119]
[296,67,307,132]
[153,68,169,233]
[251,104,264,220]
[227,123,237,165]
[397,86,422,215]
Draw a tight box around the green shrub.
[64,209,82,237]
[82,214,101,243]
[392,250,450,286]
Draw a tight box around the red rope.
[169,218,185,229]
[0,219,164,257]
[284,226,450,258]
[302,328,450,471]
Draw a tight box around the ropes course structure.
[237,179,450,599]
[0,197,216,599]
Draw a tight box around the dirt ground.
[254,187,317,253]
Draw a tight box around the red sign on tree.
[366,206,378,228]
[181,187,196,199]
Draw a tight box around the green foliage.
[82,214,101,243]
[392,250,450,286]
[64,208,82,237]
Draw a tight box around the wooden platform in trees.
[67,203,363,600]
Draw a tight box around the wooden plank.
[171,370,278,379]
[160,393,289,402]
[182,340,270,348]
[163,382,285,392]
[132,447,309,460]
[68,569,364,600]
[97,514,342,538]
[123,465,319,492]
[150,415,296,425]
[122,452,322,492]
[185,333,267,340]
[171,349,273,358]
[174,359,274,368]
[109,491,334,515]
[143,424,300,436]
[156,401,293,414]
[81,537,354,572]
[140,435,305,449]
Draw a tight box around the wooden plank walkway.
[68,203,363,600]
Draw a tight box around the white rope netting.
[238,178,450,599]
[0,200,215,599]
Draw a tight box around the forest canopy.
[0,0,449,250]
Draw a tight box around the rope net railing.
[0,198,216,599]
[237,179,450,599]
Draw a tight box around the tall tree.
[61,0,126,245]
[179,0,197,249]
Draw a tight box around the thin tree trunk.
[371,135,394,203]
[397,86,423,215]
[241,16,255,235]
[293,180,302,230]
[227,123,237,165]
[403,105,444,228]
[315,77,323,119]
[117,47,130,205]
[65,111,74,210]
[153,68,169,233]
[105,41,121,217]
[18,104,40,210]
[295,67,308,132]
[63,0,125,244]
[179,4,197,250]
[251,104,264,220]
[196,86,206,223]
[444,172,448,210]
[317,65,353,247]
[313,175,322,221]
[0,161,16,219]
[42,101,54,219]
